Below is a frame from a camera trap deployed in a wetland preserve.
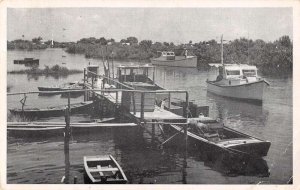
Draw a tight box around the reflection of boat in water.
[14,58,39,65]
[151,51,197,68]
[206,36,269,104]
[163,116,271,158]
[83,155,127,184]
[9,101,93,118]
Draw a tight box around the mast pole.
[221,34,224,66]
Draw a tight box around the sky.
[7,8,293,44]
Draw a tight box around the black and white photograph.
[1,0,298,188]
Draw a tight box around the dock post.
[91,75,94,100]
[152,119,155,144]
[64,92,71,184]
[116,91,119,104]
[132,92,136,115]
[168,92,171,109]
[140,92,145,120]
[83,68,86,101]
[184,92,189,162]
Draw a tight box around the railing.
[7,89,189,120]
[84,69,134,90]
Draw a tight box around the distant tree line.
[7,35,293,75]
[7,36,72,50]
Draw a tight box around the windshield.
[226,70,240,76]
[242,69,256,77]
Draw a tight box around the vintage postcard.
[1,0,299,189]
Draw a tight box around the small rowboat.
[84,155,127,184]
[9,101,93,118]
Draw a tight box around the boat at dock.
[9,101,93,118]
[14,58,39,65]
[83,155,127,184]
[151,51,197,68]
[206,35,269,104]
[117,64,164,90]
[164,116,271,158]
[38,81,84,92]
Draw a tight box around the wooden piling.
[64,92,71,184]
[83,68,86,101]
[132,92,136,115]
[140,92,145,120]
[152,119,155,144]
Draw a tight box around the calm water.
[7,49,292,184]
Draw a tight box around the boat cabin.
[117,64,155,85]
[211,64,259,85]
[87,65,99,78]
[160,51,176,60]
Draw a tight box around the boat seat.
[89,166,119,173]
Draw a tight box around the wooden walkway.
[131,106,184,120]
[85,82,186,121]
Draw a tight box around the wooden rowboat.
[9,101,93,118]
[84,155,127,184]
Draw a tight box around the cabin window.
[226,70,240,76]
[242,70,256,77]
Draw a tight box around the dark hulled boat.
[9,101,93,118]
[14,58,39,65]
[38,81,84,92]
[163,117,271,158]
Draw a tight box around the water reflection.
[207,92,269,129]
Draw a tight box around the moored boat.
[117,64,164,90]
[83,155,127,184]
[163,117,271,158]
[206,63,269,103]
[14,58,39,65]
[9,101,93,118]
[38,81,84,92]
[206,35,269,104]
[151,51,197,68]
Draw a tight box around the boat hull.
[206,80,267,103]
[84,155,127,184]
[164,124,270,159]
[151,56,197,68]
[9,101,93,118]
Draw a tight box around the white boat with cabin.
[206,36,269,104]
[151,50,197,68]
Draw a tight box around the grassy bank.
[8,64,82,75]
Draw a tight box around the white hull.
[151,56,197,68]
[207,80,267,103]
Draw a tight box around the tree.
[99,37,107,45]
[32,36,42,44]
[139,40,152,51]
[278,35,292,48]
[127,37,138,45]
[120,39,127,43]
[163,42,169,46]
